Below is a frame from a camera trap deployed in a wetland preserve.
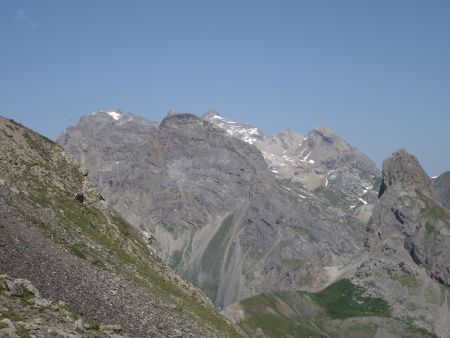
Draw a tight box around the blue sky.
[1,1,449,175]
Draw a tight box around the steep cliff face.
[58,111,368,309]
[0,116,240,338]
[354,149,450,337]
[366,149,450,286]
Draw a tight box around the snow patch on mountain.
[107,111,122,120]
[202,111,263,145]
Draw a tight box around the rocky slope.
[58,111,371,309]
[224,149,450,337]
[0,275,127,338]
[0,116,241,337]
[204,112,380,224]
[434,171,450,210]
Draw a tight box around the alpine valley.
[1,110,449,337]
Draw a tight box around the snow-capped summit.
[202,111,263,145]
[91,109,123,120]
[106,110,122,120]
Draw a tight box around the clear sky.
[1,1,449,175]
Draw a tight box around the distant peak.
[277,129,296,136]
[379,149,435,198]
[311,127,336,137]
[106,111,122,120]
[160,112,203,129]
[308,127,341,145]
[202,110,221,119]
[91,109,123,121]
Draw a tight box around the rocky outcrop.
[224,147,450,337]
[58,111,369,309]
[366,149,450,286]
[335,149,450,337]
[0,275,128,338]
[378,149,435,198]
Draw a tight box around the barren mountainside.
[58,110,381,309]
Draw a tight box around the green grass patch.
[15,326,30,338]
[405,323,438,338]
[436,171,450,184]
[240,292,327,338]
[309,279,391,319]
[0,307,22,321]
[416,189,450,226]
[92,259,106,269]
[70,243,88,260]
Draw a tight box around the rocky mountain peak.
[308,127,347,149]
[379,149,435,198]
[161,112,213,130]
[90,109,125,121]
[366,148,450,289]
[311,127,336,139]
[202,110,221,119]
[201,112,263,145]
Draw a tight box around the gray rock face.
[434,171,450,210]
[342,149,450,337]
[378,149,435,198]
[366,149,450,287]
[58,111,369,309]
[5,278,40,298]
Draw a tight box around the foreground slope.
[0,117,241,337]
[0,274,128,337]
[58,111,369,309]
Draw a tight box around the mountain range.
[1,110,449,337]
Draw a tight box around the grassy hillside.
[231,278,437,338]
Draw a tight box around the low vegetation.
[309,278,391,318]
